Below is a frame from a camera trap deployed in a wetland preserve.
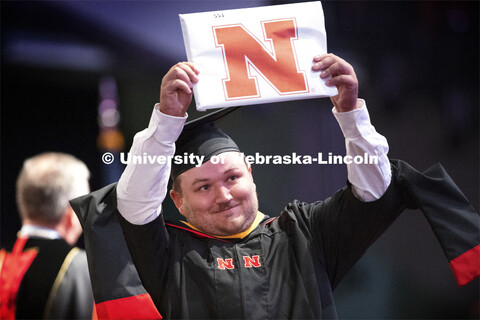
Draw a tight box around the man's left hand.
[312,54,359,112]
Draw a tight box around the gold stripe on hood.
[181,212,265,239]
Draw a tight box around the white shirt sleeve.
[117,104,187,225]
[332,99,392,201]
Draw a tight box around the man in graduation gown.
[71,54,479,319]
[0,152,94,319]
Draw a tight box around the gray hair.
[16,152,90,224]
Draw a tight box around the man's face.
[170,152,258,236]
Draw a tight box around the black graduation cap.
[171,107,241,181]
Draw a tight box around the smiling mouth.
[213,203,240,214]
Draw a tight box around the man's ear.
[170,189,185,216]
[62,207,74,229]
[59,207,83,246]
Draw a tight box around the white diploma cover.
[179,1,337,111]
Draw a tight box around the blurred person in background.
[0,152,94,319]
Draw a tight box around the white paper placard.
[179,1,337,111]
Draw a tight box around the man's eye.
[199,185,210,191]
[228,175,238,181]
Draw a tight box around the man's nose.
[215,185,233,203]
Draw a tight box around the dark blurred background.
[1,0,478,318]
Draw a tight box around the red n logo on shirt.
[217,256,262,270]
[213,19,308,100]
[243,255,261,268]
[217,258,235,270]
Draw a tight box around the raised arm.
[117,62,199,224]
[313,54,391,201]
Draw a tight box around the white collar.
[19,225,61,240]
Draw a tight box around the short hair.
[16,152,90,225]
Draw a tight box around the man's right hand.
[158,62,199,117]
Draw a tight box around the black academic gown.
[0,237,94,319]
[71,160,479,319]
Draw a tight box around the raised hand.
[312,54,359,112]
[159,62,200,117]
